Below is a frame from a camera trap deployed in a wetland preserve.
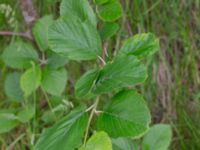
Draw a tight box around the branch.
[102,42,108,60]
[0,0,38,41]
[0,31,33,40]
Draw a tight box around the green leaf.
[119,33,160,58]
[97,1,123,22]
[35,108,88,150]
[41,67,68,96]
[93,55,147,94]
[48,18,101,61]
[94,0,109,5]
[75,68,99,98]
[20,65,41,97]
[46,52,68,69]
[60,0,97,26]
[112,138,139,150]
[41,110,57,124]
[1,41,38,69]
[0,113,19,134]
[99,22,120,40]
[17,106,35,123]
[4,72,23,102]
[79,131,112,150]
[142,124,172,150]
[96,90,151,138]
[33,15,54,51]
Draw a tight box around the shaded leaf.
[20,65,41,97]
[46,52,68,69]
[119,33,160,58]
[48,18,101,61]
[41,67,67,96]
[0,113,19,134]
[35,108,88,150]
[79,131,112,150]
[96,90,151,138]
[33,15,54,51]
[142,124,172,150]
[97,1,123,22]
[1,41,38,69]
[94,0,109,5]
[60,0,96,26]
[4,72,23,102]
[112,138,139,150]
[99,22,120,40]
[17,106,35,123]
[75,68,99,98]
[93,55,147,94]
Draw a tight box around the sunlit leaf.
[20,65,41,97]
[79,131,112,150]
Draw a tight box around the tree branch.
[0,31,33,40]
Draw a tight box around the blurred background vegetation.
[0,0,200,149]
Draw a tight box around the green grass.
[0,0,200,149]
[126,0,200,149]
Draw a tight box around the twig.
[0,1,38,41]
[83,97,100,146]
[6,134,25,150]
[85,104,96,112]
[102,42,109,60]
[98,56,106,66]
[0,31,33,40]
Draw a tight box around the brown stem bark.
[0,31,33,40]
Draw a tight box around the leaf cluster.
[0,0,171,149]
